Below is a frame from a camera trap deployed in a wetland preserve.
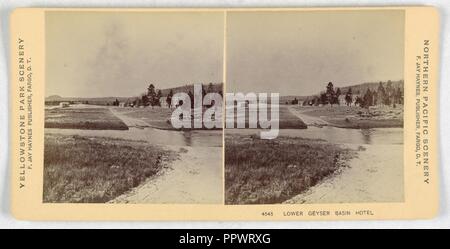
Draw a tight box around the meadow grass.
[113,107,174,129]
[114,104,306,130]
[43,134,176,203]
[45,107,128,130]
[114,107,223,130]
[228,105,307,129]
[225,135,353,204]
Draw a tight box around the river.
[45,127,222,147]
[226,126,403,146]
[227,126,404,204]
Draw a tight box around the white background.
[0,0,448,229]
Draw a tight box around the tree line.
[110,82,222,108]
[300,81,403,108]
[184,82,223,109]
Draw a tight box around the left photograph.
[43,11,224,204]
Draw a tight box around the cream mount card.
[10,7,439,220]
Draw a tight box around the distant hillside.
[281,80,404,104]
[46,81,401,105]
[338,80,403,96]
[45,83,224,105]
[159,83,223,96]
[46,95,63,101]
[280,96,308,104]
[45,96,132,105]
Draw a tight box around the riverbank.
[228,105,307,129]
[111,146,223,204]
[225,125,404,204]
[44,104,223,204]
[111,106,222,131]
[225,134,354,204]
[284,143,404,204]
[45,106,128,130]
[43,133,177,203]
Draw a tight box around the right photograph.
[225,10,405,205]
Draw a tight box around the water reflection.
[361,129,372,144]
[226,127,403,145]
[46,126,402,147]
[45,127,223,147]
[183,131,193,146]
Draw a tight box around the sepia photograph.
[4,0,447,228]
[6,5,443,223]
[43,11,224,204]
[225,10,405,205]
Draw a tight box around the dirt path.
[287,106,329,127]
[284,144,403,204]
[110,146,223,204]
[107,107,223,203]
[109,108,150,128]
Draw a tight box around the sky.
[46,10,404,98]
[46,11,224,97]
[226,10,405,96]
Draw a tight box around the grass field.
[291,105,403,129]
[228,105,307,129]
[45,107,128,130]
[112,107,174,129]
[112,104,306,130]
[113,107,223,130]
[43,134,177,203]
[225,135,353,204]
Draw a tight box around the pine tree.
[326,82,335,106]
[320,93,327,105]
[147,84,157,108]
[142,95,149,106]
[363,89,373,108]
[377,82,385,106]
[202,85,207,99]
[345,87,353,106]
[395,87,403,105]
[385,80,393,106]
[335,87,341,105]
[156,90,162,106]
[166,89,173,108]
[188,90,194,109]
[207,82,214,93]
